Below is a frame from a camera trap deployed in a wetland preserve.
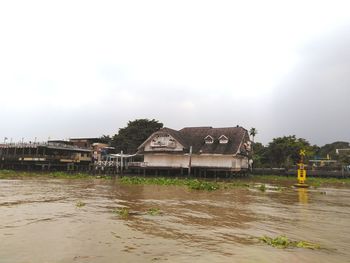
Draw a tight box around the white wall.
[144,154,188,168]
[144,154,248,169]
[192,155,232,168]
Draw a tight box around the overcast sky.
[1,0,349,146]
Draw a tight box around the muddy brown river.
[1,178,350,263]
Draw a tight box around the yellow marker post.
[297,164,306,184]
[294,149,309,188]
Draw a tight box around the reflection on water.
[298,188,309,204]
[1,178,350,263]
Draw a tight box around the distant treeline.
[253,137,349,168]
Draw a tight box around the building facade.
[137,126,252,173]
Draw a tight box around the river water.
[1,178,350,263]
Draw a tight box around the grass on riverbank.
[120,175,350,191]
[1,169,350,188]
[253,174,350,187]
[0,169,108,179]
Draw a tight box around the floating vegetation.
[259,184,266,192]
[147,208,161,216]
[120,176,220,191]
[185,179,220,191]
[113,207,130,218]
[120,176,181,186]
[75,201,86,207]
[259,235,320,249]
[224,182,251,188]
[274,186,283,191]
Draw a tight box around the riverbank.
[120,175,350,190]
[0,170,99,180]
[252,174,350,187]
[1,169,350,189]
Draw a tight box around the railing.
[0,154,91,162]
[94,160,119,167]
[252,168,350,177]
[0,142,90,151]
[128,162,148,167]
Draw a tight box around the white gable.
[144,133,184,152]
[204,135,214,144]
[218,135,229,144]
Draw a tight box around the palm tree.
[249,128,257,143]
[248,128,257,172]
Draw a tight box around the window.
[219,135,228,144]
[204,135,214,144]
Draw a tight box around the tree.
[249,128,258,142]
[265,135,315,168]
[100,135,112,144]
[112,119,163,154]
[251,142,269,168]
[317,141,349,159]
[249,127,258,162]
[338,152,350,166]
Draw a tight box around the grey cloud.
[270,26,350,145]
[2,26,350,146]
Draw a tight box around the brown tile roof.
[139,126,248,155]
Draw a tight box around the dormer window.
[204,135,214,144]
[219,135,229,144]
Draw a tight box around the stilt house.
[137,126,252,173]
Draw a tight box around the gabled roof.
[138,126,249,155]
[137,127,187,150]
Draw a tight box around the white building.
[137,126,252,173]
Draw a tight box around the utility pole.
[5,138,9,156]
[120,150,123,175]
[188,146,192,177]
[22,138,25,158]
